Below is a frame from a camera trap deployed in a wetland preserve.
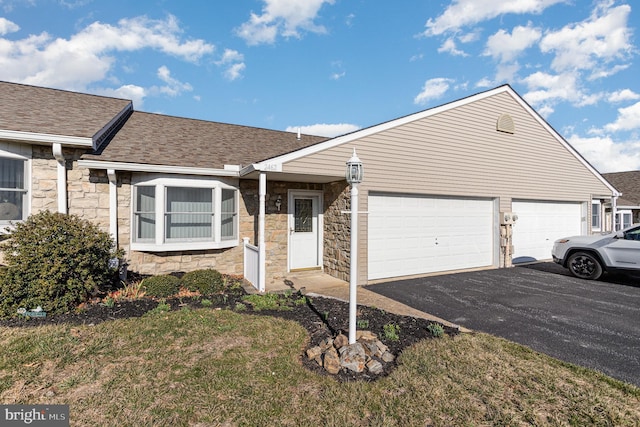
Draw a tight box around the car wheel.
[567,252,603,280]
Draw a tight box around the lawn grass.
[1,308,639,426]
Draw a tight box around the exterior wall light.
[345,149,363,184]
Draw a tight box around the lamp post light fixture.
[346,148,363,344]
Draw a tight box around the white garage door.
[512,200,583,263]
[368,194,495,280]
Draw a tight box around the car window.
[623,226,640,241]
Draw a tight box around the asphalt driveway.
[367,263,640,388]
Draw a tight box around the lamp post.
[346,148,363,344]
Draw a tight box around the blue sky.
[0,0,637,173]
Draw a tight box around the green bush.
[141,275,180,298]
[427,323,445,338]
[0,211,121,317]
[181,269,224,294]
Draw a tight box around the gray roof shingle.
[0,81,132,139]
[603,171,640,207]
[82,111,328,169]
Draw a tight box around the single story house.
[0,81,620,290]
[601,171,640,229]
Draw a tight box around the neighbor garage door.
[512,200,583,263]
[368,194,495,280]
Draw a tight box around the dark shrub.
[141,275,180,298]
[0,211,122,317]
[181,269,224,294]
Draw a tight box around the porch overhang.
[240,163,344,184]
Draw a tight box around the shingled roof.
[81,111,329,169]
[602,171,640,207]
[0,81,132,141]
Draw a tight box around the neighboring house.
[0,81,620,290]
[601,171,640,229]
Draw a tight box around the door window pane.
[294,199,313,232]
[165,187,213,240]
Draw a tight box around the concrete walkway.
[280,271,466,332]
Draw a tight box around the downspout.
[107,169,118,246]
[612,193,618,231]
[258,172,267,292]
[52,143,67,214]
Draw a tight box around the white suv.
[552,224,640,280]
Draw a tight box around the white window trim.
[617,209,633,230]
[130,175,239,252]
[0,143,31,231]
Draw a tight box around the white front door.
[289,192,321,270]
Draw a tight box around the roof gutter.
[78,159,240,177]
[0,129,92,147]
[240,163,281,177]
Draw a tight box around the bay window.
[132,176,238,251]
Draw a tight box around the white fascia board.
[239,163,283,176]
[256,86,513,167]
[77,159,239,177]
[0,129,92,147]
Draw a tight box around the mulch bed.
[0,290,459,382]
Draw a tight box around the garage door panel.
[368,194,494,280]
[512,201,582,262]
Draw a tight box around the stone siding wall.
[30,146,60,214]
[11,147,355,283]
[323,182,351,281]
[241,180,328,286]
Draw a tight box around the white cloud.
[521,71,605,113]
[539,4,632,73]
[155,65,193,96]
[437,38,467,56]
[568,133,640,173]
[484,24,541,63]
[588,64,629,80]
[224,62,246,81]
[604,102,640,132]
[0,14,215,93]
[414,77,454,105]
[216,49,246,81]
[608,89,640,103]
[236,0,335,45]
[94,84,147,108]
[0,17,19,35]
[286,123,360,137]
[423,0,565,36]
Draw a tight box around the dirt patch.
[0,291,458,382]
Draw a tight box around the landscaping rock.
[381,351,395,363]
[339,342,367,373]
[306,346,323,364]
[333,333,348,349]
[366,359,384,375]
[323,347,341,374]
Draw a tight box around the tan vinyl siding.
[281,92,611,202]
[282,90,611,284]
